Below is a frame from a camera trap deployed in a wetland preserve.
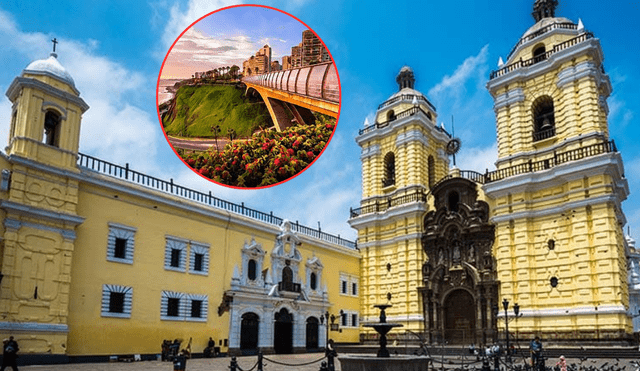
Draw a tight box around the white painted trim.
[1,200,85,226]
[494,132,607,168]
[497,305,627,318]
[356,111,450,146]
[490,194,620,224]
[0,322,69,333]
[488,38,603,93]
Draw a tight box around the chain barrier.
[229,352,333,371]
[263,354,327,366]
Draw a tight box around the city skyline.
[160,6,309,79]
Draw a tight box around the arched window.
[282,266,293,284]
[428,155,435,188]
[383,152,395,187]
[44,110,61,147]
[448,191,460,213]
[310,272,317,290]
[386,110,396,122]
[532,95,555,141]
[533,44,547,63]
[248,259,257,281]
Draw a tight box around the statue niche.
[419,177,498,345]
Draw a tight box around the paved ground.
[19,354,640,371]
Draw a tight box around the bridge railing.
[243,62,339,103]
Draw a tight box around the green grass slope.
[162,85,272,138]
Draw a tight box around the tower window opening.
[448,191,460,213]
[532,95,555,141]
[383,152,395,187]
[533,44,547,64]
[548,239,555,250]
[44,110,61,147]
[387,110,396,122]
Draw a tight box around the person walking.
[530,336,543,371]
[1,336,19,371]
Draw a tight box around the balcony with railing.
[533,127,556,142]
[490,32,594,80]
[378,93,437,112]
[349,140,618,218]
[359,106,451,137]
[506,22,578,61]
[278,281,301,293]
[350,187,427,218]
[77,153,356,249]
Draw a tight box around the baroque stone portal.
[420,177,498,345]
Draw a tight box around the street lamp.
[502,299,511,362]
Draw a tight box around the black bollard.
[319,361,329,371]
[229,356,238,371]
[327,350,335,371]
[257,352,264,371]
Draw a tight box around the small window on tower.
[533,44,547,63]
[44,110,61,147]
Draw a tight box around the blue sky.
[161,6,309,78]
[0,0,638,242]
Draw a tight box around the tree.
[211,124,221,150]
[230,65,240,79]
[227,128,236,142]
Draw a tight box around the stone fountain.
[338,303,429,371]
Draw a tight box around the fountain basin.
[339,354,430,371]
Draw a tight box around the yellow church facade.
[0,52,361,360]
[350,0,634,345]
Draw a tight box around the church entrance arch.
[443,289,476,344]
[306,317,319,349]
[240,312,259,354]
[274,308,293,354]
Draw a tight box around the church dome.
[522,17,575,39]
[23,52,76,88]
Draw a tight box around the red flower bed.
[181,120,336,187]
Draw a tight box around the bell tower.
[484,1,631,342]
[6,49,88,170]
[349,67,451,336]
[0,46,87,355]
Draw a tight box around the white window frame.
[339,310,359,328]
[165,236,188,272]
[106,223,136,264]
[186,293,208,322]
[340,273,358,297]
[161,291,208,322]
[350,277,359,297]
[101,284,132,318]
[189,242,210,276]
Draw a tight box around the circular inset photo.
[157,5,340,189]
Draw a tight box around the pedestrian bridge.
[242,61,340,131]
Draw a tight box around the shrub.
[181,119,336,187]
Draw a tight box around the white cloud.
[428,45,490,100]
[161,0,245,51]
[0,9,160,173]
[456,143,498,173]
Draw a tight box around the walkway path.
[19,353,639,371]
